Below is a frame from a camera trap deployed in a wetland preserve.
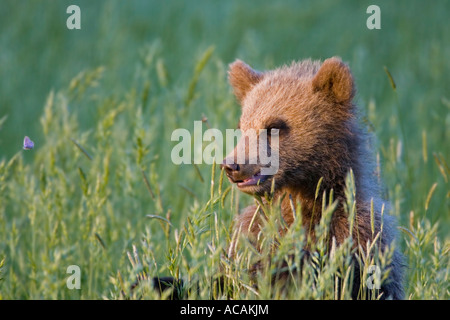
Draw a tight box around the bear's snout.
[221,161,240,175]
[221,158,270,191]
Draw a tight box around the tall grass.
[0,1,448,300]
[0,55,448,299]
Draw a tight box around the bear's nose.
[221,162,240,175]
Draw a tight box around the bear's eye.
[265,119,289,135]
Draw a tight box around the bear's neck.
[276,185,347,248]
[277,164,377,248]
[278,186,343,227]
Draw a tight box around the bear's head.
[221,57,356,198]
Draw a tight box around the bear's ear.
[311,57,354,104]
[228,59,264,103]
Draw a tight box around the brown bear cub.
[221,57,404,299]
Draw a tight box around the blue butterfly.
[23,136,34,150]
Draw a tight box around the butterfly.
[23,136,34,150]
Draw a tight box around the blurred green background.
[0,0,448,299]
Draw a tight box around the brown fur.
[222,57,404,299]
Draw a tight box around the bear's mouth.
[236,171,270,188]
